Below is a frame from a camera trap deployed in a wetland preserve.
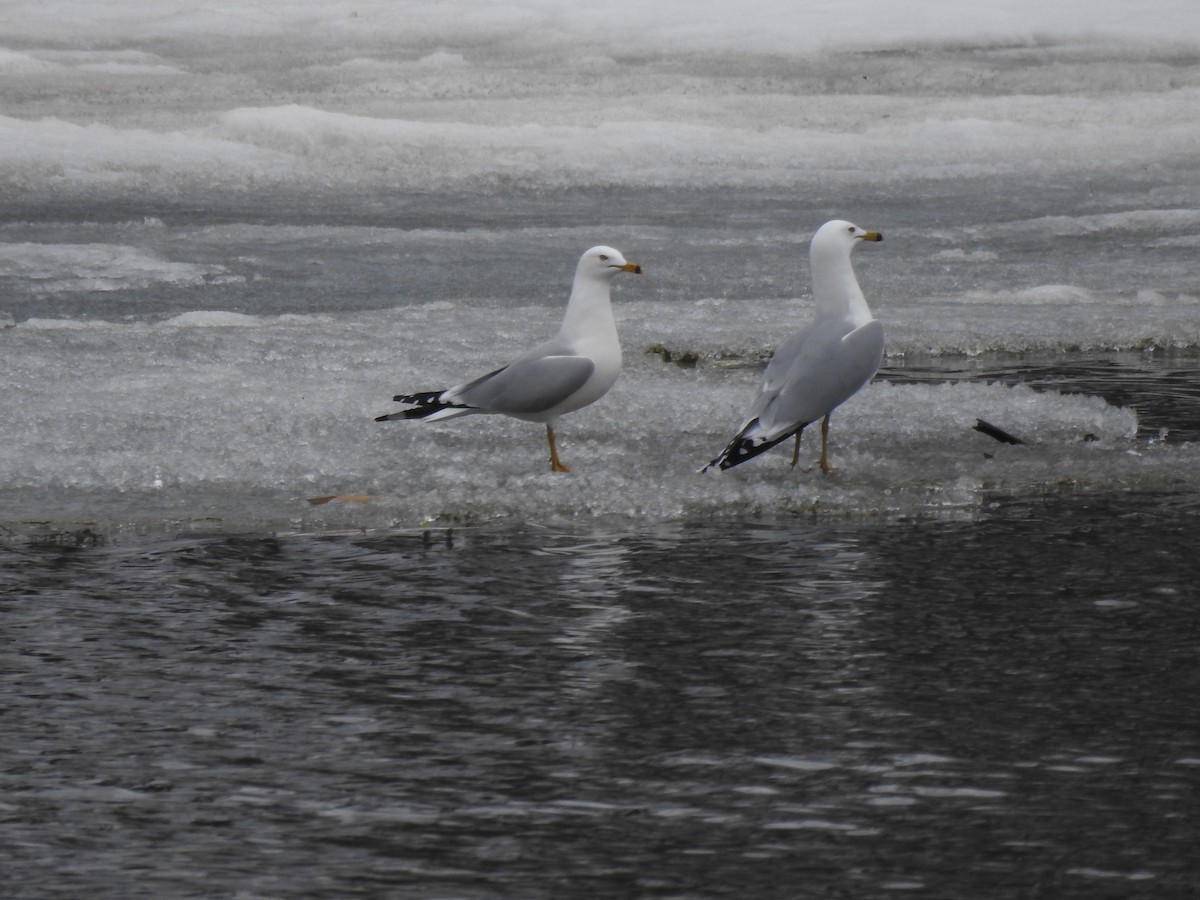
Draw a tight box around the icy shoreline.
[4,311,1197,540]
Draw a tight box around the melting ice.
[2,0,1200,534]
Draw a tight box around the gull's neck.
[812,246,873,326]
[560,274,617,344]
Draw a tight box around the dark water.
[4,490,1200,899]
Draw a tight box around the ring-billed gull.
[704,219,884,473]
[376,245,642,473]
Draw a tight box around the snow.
[1,1,1197,200]
[3,1,1197,51]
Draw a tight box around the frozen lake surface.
[2,197,1199,535]
[3,1,1200,896]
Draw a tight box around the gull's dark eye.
[847,226,856,234]
[599,254,609,261]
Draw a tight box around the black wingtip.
[393,390,448,406]
[378,388,452,423]
[704,421,804,472]
[974,418,1025,445]
[376,397,469,422]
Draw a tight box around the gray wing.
[754,319,884,438]
[448,355,595,416]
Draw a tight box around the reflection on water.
[3,490,1199,897]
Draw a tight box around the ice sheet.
[2,1,1198,204]
[2,0,1199,534]
[3,304,1195,536]
[4,1,1196,51]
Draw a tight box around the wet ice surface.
[4,2,1200,540]
[5,2,1200,896]
[2,287,1197,536]
[4,193,1200,536]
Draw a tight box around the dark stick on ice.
[973,419,1025,445]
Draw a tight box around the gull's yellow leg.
[818,414,839,474]
[547,424,571,473]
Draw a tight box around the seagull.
[377,246,642,473]
[704,219,884,473]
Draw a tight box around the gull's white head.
[577,245,643,279]
[811,220,884,259]
[809,219,883,321]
